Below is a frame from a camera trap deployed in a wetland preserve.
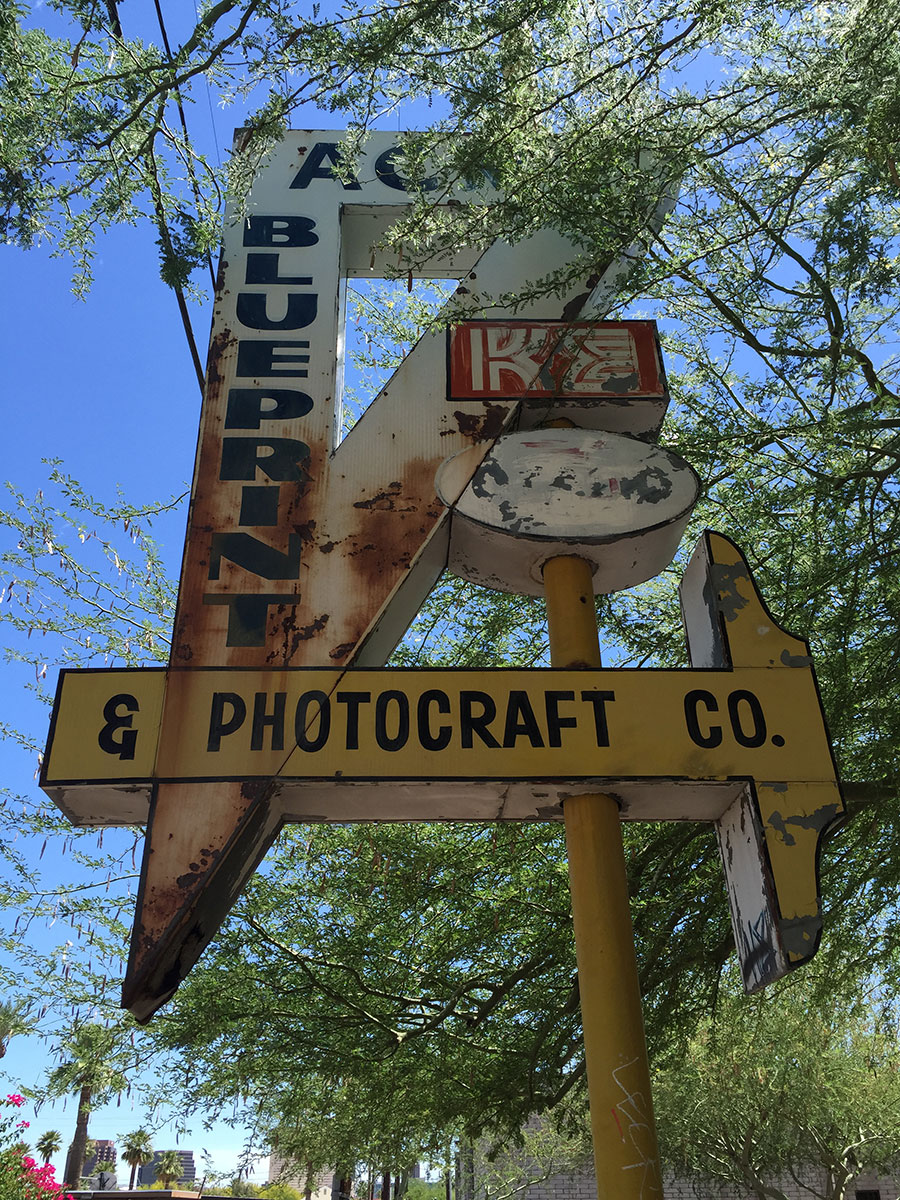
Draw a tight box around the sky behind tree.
[4,0,899,1183]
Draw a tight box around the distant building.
[64,1139,117,1185]
[461,1116,900,1200]
[83,1140,117,1175]
[137,1150,197,1187]
[268,1155,334,1199]
[476,1157,900,1200]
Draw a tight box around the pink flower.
[17,1120,30,1128]
[6,1094,25,1107]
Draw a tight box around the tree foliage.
[0,999,31,1060]
[153,1148,184,1188]
[120,1129,154,1190]
[1,0,900,1184]
[654,969,900,1200]
[0,1094,70,1200]
[44,1022,131,1187]
[34,1132,62,1167]
[150,817,737,1167]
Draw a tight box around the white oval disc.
[436,429,700,595]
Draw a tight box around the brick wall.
[518,1170,598,1200]
[518,1163,900,1199]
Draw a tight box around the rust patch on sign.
[124,781,281,1022]
[206,327,234,388]
[452,404,508,440]
[267,612,330,664]
[294,520,318,542]
[352,482,418,512]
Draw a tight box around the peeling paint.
[550,470,577,490]
[766,810,794,845]
[710,561,752,622]
[779,913,822,956]
[765,803,840,847]
[536,803,564,818]
[780,648,813,667]
[618,466,672,504]
[603,371,639,394]
[470,458,509,498]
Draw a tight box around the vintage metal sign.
[44,664,833,795]
[446,319,669,438]
[436,428,700,596]
[43,530,844,1000]
[38,132,848,1200]
[448,320,667,401]
[43,129,675,1021]
[41,130,843,1020]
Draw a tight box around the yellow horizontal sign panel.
[43,665,836,787]
[45,669,166,783]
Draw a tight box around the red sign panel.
[448,320,666,401]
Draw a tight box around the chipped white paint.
[436,429,700,595]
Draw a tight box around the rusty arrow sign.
[43,531,845,1005]
[70,130,675,1020]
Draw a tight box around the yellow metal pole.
[542,555,663,1200]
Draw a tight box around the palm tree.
[45,1023,129,1188]
[95,1159,117,1189]
[0,998,32,1058]
[35,1130,63,1165]
[120,1128,154,1189]
[156,1149,184,1189]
